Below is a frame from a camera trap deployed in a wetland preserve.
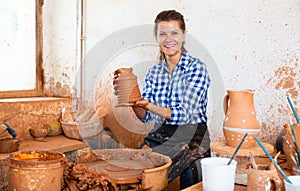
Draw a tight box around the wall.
[43,0,300,146]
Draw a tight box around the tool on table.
[255,136,292,184]
[227,133,248,165]
[249,152,258,169]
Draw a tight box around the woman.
[131,10,211,189]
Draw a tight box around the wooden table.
[183,182,246,191]
[182,153,292,191]
[0,135,87,191]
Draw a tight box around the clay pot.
[29,126,50,140]
[114,68,142,105]
[0,138,19,153]
[223,89,260,148]
[247,165,283,191]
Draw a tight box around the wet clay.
[94,69,153,149]
[223,89,260,148]
[86,160,150,184]
[76,149,172,190]
[114,68,142,105]
[8,150,66,191]
[63,162,118,191]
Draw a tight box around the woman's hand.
[134,99,171,120]
[95,103,109,120]
[134,99,150,110]
[113,68,127,96]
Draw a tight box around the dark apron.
[139,123,211,183]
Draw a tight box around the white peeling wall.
[43,0,79,97]
[44,0,300,145]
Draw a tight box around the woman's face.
[156,20,186,58]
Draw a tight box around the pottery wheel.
[85,159,154,184]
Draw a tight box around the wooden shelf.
[0,135,87,160]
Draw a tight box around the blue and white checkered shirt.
[141,52,210,125]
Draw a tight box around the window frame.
[0,0,43,99]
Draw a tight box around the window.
[0,0,43,98]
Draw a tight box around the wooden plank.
[0,135,87,160]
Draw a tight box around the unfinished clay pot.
[247,165,283,191]
[223,89,260,148]
[114,68,142,105]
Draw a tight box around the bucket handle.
[223,94,229,114]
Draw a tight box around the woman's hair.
[154,10,187,61]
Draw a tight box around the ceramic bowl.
[29,127,50,139]
[46,122,62,136]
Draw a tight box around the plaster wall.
[43,0,300,146]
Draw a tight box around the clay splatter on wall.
[270,65,299,98]
[258,55,299,145]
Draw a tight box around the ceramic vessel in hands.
[114,68,142,106]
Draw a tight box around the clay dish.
[29,127,50,140]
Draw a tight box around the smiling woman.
[0,0,43,98]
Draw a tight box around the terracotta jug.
[223,89,260,148]
[114,68,142,105]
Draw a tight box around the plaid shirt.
[141,52,210,125]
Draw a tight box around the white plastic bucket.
[201,157,237,191]
[285,176,300,191]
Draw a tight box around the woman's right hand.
[134,99,150,110]
[113,68,127,95]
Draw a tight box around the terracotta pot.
[0,138,19,153]
[223,89,260,148]
[282,123,300,170]
[247,165,283,191]
[114,68,142,105]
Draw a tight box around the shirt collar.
[161,52,189,72]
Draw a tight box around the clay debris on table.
[63,161,117,191]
